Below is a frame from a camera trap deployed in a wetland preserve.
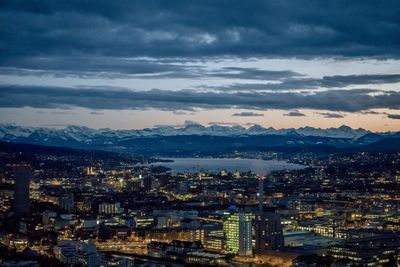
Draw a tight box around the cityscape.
[0,127,399,266]
[1,1,400,267]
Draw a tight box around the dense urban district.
[0,141,399,267]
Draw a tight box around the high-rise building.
[13,165,32,217]
[255,212,284,253]
[143,175,153,191]
[178,180,189,194]
[151,178,161,192]
[59,194,74,212]
[223,212,253,256]
[255,175,284,254]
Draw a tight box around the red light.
[257,175,265,181]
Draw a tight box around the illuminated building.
[137,227,204,243]
[74,190,92,212]
[99,223,132,239]
[98,202,122,215]
[133,215,155,228]
[233,170,241,179]
[292,253,333,266]
[13,165,32,217]
[86,166,95,176]
[126,179,141,192]
[327,234,400,266]
[147,240,203,258]
[255,175,284,254]
[185,251,228,265]
[54,240,99,267]
[143,175,153,191]
[18,217,43,235]
[223,212,253,256]
[255,212,285,253]
[204,229,224,253]
[384,220,400,232]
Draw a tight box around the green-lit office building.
[223,212,253,256]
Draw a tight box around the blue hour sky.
[1,1,400,131]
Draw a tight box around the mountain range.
[0,123,399,154]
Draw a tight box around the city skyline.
[0,2,399,267]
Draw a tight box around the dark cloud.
[0,0,399,73]
[283,110,306,117]
[317,112,345,118]
[359,110,383,115]
[208,122,240,126]
[0,57,205,79]
[320,74,400,87]
[0,56,302,81]
[1,85,399,112]
[232,111,264,117]
[217,74,400,91]
[387,114,400,119]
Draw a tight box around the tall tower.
[257,175,265,213]
[13,165,32,217]
[255,212,284,253]
[255,174,284,254]
[143,175,152,191]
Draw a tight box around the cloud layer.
[1,1,400,130]
[317,112,345,118]
[284,111,306,117]
[232,112,264,117]
[1,85,399,112]
[388,114,400,119]
[1,0,399,63]
[219,74,400,92]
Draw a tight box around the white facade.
[54,240,99,267]
[98,202,122,215]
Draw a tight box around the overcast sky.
[1,0,400,131]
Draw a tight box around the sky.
[0,1,400,131]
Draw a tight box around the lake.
[148,157,306,174]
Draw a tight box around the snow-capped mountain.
[0,122,376,140]
[0,123,398,154]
